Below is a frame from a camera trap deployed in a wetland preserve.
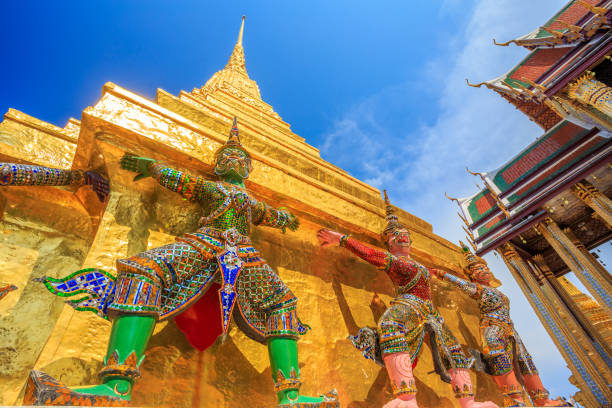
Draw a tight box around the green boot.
[25,314,155,406]
[74,314,155,399]
[267,337,339,407]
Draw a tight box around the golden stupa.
[0,17,502,407]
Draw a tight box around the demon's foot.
[23,370,129,407]
[534,398,573,407]
[278,389,339,407]
[383,397,419,408]
[458,399,499,408]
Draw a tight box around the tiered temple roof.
[494,0,611,49]
[454,0,612,268]
[454,4,612,405]
[468,1,611,130]
[455,120,610,261]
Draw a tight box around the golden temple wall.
[0,82,502,407]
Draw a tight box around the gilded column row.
[536,218,612,319]
[572,180,612,232]
[562,225,612,288]
[498,243,611,407]
[530,255,612,374]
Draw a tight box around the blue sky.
[2,0,606,402]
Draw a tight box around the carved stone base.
[23,370,128,407]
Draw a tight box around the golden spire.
[196,16,281,119]
[466,167,487,182]
[237,15,245,46]
[225,15,248,76]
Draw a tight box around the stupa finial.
[224,16,248,75]
[237,15,245,47]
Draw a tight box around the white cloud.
[318,0,578,399]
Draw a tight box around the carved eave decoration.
[465,75,548,104]
[466,73,564,130]
[493,1,611,49]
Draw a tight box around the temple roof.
[452,120,610,255]
[466,67,563,130]
[468,46,573,97]
[467,6,610,128]
[493,0,611,49]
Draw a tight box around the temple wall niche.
[0,84,502,407]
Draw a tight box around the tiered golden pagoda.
[0,17,503,407]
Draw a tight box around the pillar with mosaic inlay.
[531,254,612,379]
[572,180,612,231]
[562,225,612,289]
[498,243,611,407]
[537,219,612,319]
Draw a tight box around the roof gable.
[505,47,571,88]
[492,121,589,192]
[537,0,601,37]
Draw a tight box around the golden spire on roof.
[194,15,283,119]
[225,15,248,76]
[237,15,245,46]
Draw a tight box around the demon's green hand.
[120,154,157,181]
[286,212,299,232]
[279,207,299,233]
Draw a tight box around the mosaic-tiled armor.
[436,266,536,377]
[103,170,307,339]
[0,163,109,201]
[30,118,338,407]
[433,244,570,407]
[318,191,497,408]
[340,237,474,373]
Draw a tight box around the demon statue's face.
[385,227,412,252]
[214,147,252,180]
[469,262,493,285]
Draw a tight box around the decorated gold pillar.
[562,225,612,289]
[567,73,612,119]
[572,180,612,231]
[531,254,612,377]
[536,219,612,318]
[498,243,611,407]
